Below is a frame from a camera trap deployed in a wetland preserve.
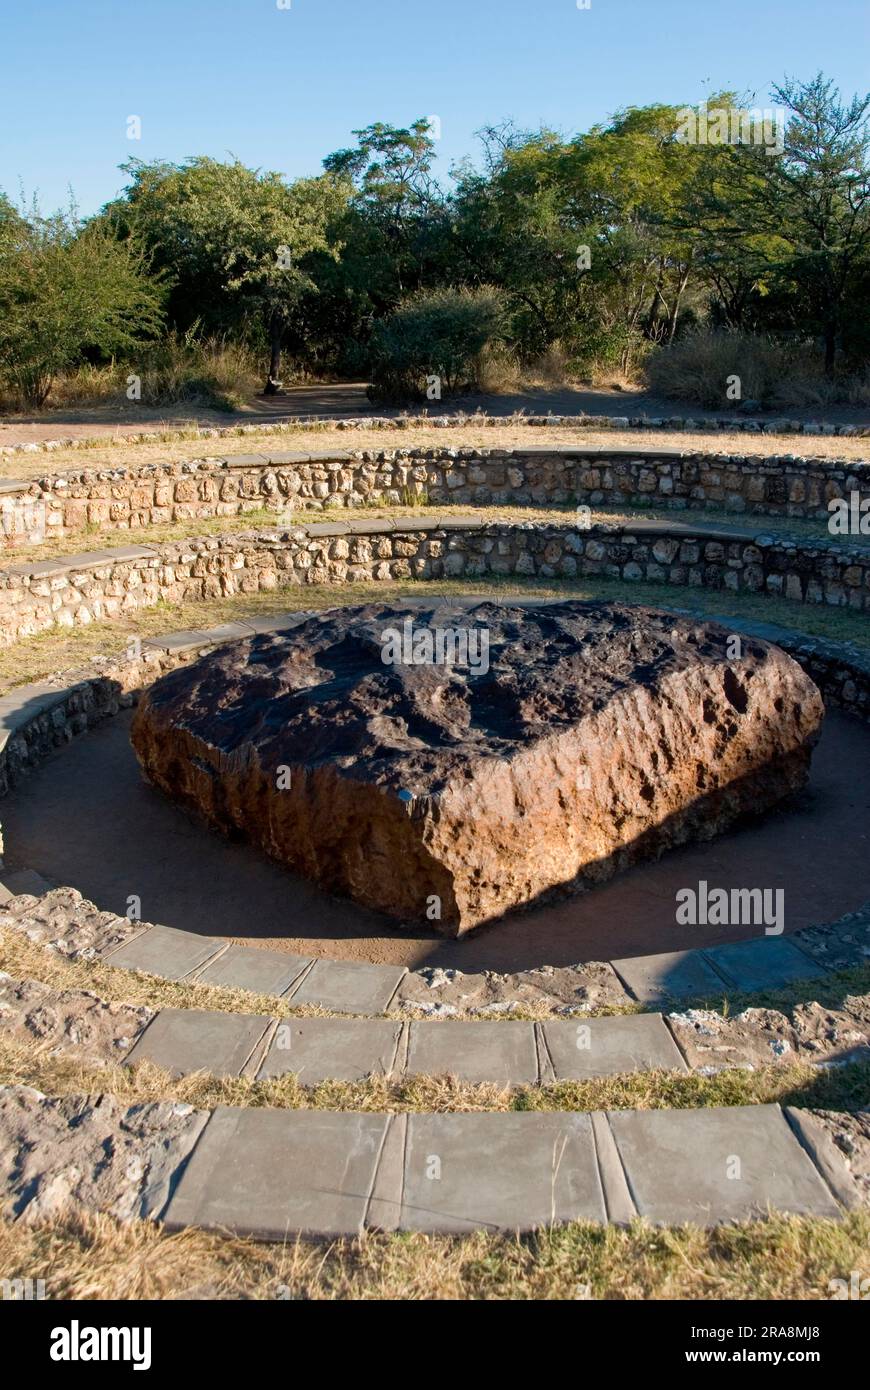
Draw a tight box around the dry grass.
[2,571,869,696]
[1,1024,867,1116]
[1,1205,867,1300]
[4,920,868,1031]
[2,499,861,570]
[2,423,868,481]
[0,925,333,1022]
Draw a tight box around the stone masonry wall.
[2,447,869,549]
[2,520,870,647]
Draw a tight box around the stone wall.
[2,519,870,647]
[2,447,870,549]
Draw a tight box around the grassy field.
[2,421,869,480]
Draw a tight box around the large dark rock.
[130,601,824,937]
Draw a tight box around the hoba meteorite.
[130,601,824,936]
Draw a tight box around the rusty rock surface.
[130,601,824,937]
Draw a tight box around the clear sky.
[2,0,869,216]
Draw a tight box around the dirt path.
[3,382,869,449]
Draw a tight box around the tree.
[323,120,444,302]
[105,158,347,392]
[690,76,870,370]
[0,201,164,407]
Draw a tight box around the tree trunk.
[823,319,837,375]
[263,312,284,395]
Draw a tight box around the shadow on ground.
[3,706,869,974]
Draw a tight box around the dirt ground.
[3,706,868,974]
[2,380,870,452]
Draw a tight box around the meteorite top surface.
[134,600,817,794]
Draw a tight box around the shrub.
[367,286,505,402]
[644,330,832,409]
[0,205,164,408]
[135,335,260,410]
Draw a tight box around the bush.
[644,330,839,409]
[135,335,260,410]
[0,206,164,408]
[367,286,505,402]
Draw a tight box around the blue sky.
[3,0,869,216]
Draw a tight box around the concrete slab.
[163,1107,391,1239]
[398,1113,605,1232]
[336,518,396,535]
[435,516,486,531]
[257,1018,404,1084]
[193,621,258,645]
[702,937,825,991]
[241,612,312,634]
[102,923,225,980]
[608,1104,842,1225]
[193,943,311,997]
[542,1013,688,1080]
[405,1021,538,1085]
[221,454,270,469]
[784,1108,864,1212]
[265,450,352,464]
[0,868,54,901]
[288,958,406,1014]
[0,682,70,749]
[611,949,730,1003]
[141,629,214,654]
[303,521,352,537]
[124,1007,273,1077]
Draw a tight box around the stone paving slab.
[193,943,312,997]
[541,1013,688,1080]
[611,948,731,1004]
[287,958,406,1014]
[0,869,53,902]
[607,1104,842,1225]
[163,1107,390,1239]
[235,612,312,634]
[257,1018,404,1084]
[185,621,257,645]
[702,937,826,991]
[785,1108,865,1211]
[0,683,70,748]
[124,1007,273,1078]
[405,1020,539,1085]
[221,454,270,469]
[141,629,216,654]
[103,924,225,981]
[398,1112,605,1232]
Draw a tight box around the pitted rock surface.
[131,600,824,937]
[0,887,143,959]
[668,998,870,1072]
